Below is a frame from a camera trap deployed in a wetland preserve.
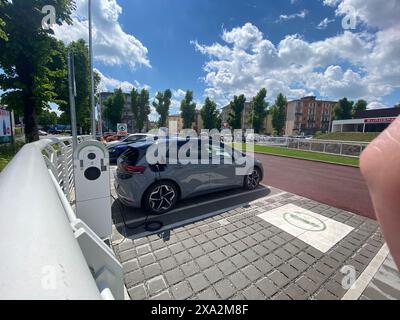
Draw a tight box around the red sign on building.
[364,117,397,124]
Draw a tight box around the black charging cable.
[111,194,164,233]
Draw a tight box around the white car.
[106,133,155,148]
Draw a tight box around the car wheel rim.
[149,185,176,212]
[247,169,260,189]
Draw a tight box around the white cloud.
[317,18,335,29]
[322,0,341,7]
[277,10,308,22]
[95,69,150,93]
[193,21,400,107]
[172,89,187,99]
[222,23,264,49]
[367,101,390,110]
[336,0,400,29]
[53,0,150,69]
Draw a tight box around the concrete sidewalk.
[111,189,398,300]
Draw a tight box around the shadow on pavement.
[112,185,271,240]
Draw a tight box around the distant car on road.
[47,128,60,135]
[114,137,264,214]
[38,130,48,136]
[107,133,156,164]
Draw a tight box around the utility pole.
[88,0,96,138]
[67,51,78,150]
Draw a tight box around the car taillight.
[120,163,146,174]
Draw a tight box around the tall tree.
[200,97,220,130]
[137,89,150,132]
[153,89,172,127]
[37,108,58,129]
[250,88,269,134]
[130,88,140,132]
[58,111,70,126]
[51,39,100,134]
[0,0,75,142]
[228,95,246,129]
[271,93,287,136]
[0,1,7,41]
[334,97,354,120]
[103,88,124,131]
[180,90,196,129]
[352,99,367,116]
[57,39,101,133]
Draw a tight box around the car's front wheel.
[244,167,262,190]
[143,181,179,215]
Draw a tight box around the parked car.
[47,128,60,135]
[107,133,156,164]
[105,134,126,143]
[114,137,264,214]
[38,130,48,136]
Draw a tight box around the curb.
[253,151,360,168]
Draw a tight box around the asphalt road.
[256,153,376,219]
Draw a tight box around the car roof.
[126,140,156,149]
[128,133,154,137]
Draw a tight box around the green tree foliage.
[56,39,101,134]
[58,111,70,126]
[352,99,367,116]
[130,88,140,129]
[137,89,150,132]
[0,0,75,142]
[334,97,354,120]
[153,89,172,127]
[103,88,125,131]
[37,108,58,129]
[228,95,246,129]
[180,90,196,129]
[0,1,7,41]
[250,88,269,134]
[271,93,287,136]
[200,97,220,130]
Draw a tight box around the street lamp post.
[88,0,96,138]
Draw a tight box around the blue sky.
[112,0,340,97]
[50,0,400,117]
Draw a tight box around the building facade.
[167,110,203,134]
[285,96,337,136]
[221,102,273,134]
[331,107,400,133]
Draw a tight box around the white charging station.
[73,140,112,239]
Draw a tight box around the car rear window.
[119,147,140,166]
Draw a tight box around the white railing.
[256,136,369,158]
[0,136,124,300]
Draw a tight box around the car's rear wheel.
[244,167,262,190]
[143,181,178,215]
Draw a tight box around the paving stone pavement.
[111,191,388,300]
[360,255,400,300]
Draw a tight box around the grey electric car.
[114,138,264,214]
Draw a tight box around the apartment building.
[167,110,203,134]
[285,96,337,136]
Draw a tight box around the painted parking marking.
[257,204,354,253]
[342,243,389,300]
[114,185,272,228]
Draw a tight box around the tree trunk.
[23,93,39,143]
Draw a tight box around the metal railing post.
[0,136,123,300]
